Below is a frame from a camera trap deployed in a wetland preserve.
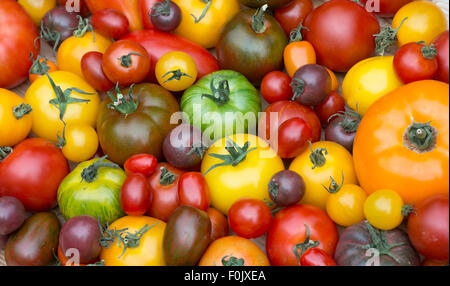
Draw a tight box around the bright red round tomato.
[92,8,130,40]
[300,248,337,266]
[178,172,210,211]
[314,91,346,126]
[277,118,313,159]
[304,0,380,72]
[228,198,272,239]
[260,71,293,104]
[433,30,449,84]
[274,0,314,36]
[407,194,449,262]
[120,173,151,216]
[124,153,158,177]
[266,204,338,266]
[81,51,115,92]
[360,0,412,17]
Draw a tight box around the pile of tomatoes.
[0,0,449,267]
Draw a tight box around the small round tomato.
[0,89,32,147]
[124,154,158,177]
[155,51,198,92]
[291,64,331,106]
[393,1,447,46]
[120,173,151,216]
[326,184,367,227]
[276,117,313,159]
[206,207,228,241]
[300,248,336,266]
[18,0,56,26]
[325,109,361,154]
[150,0,182,33]
[61,123,99,163]
[314,91,345,126]
[92,8,129,39]
[274,0,313,36]
[284,40,316,78]
[81,51,114,92]
[178,172,210,211]
[394,42,438,84]
[364,189,408,231]
[102,40,151,87]
[260,71,293,103]
[29,56,58,83]
[228,198,272,239]
[433,30,449,84]
[268,170,305,207]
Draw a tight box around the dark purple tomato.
[91,8,130,39]
[291,64,331,106]
[268,170,305,207]
[162,124,209,171]
[0,234,8,250]
[0,196,26,235]
[41,6,79,50]
[150,0,182,33]
[324,109,361,153]
[59,215,102,264]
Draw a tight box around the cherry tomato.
[92,8,130,39]
[61,123,99,163]
[291,64,331,106]
[150,0,182,33]
[274,0,313,37]
[124,154,158,177]
[364,189,408,231]
[29,56,58,83]
[325,184,367,227]
[120,173,152,216]
[433,30,449,83]
[260,71,293,103]
[284,40,316,78]
[102,40,151,86]
[394,42,438,84]
[325,108,361,153]
[268,170,305,207]
[140,0,162,29]
[155,51,198,92]
[206,207,228,241]
[81,51,114,92]
[300,248,336,266]
[314,91,345,126]
[228,198,272,239]
[276,117,313,159]
[178,172,210,211]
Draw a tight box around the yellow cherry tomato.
[201,134,284,215]
[363,189,406,230]
[24,71,100,142]
[326,184,367,227]
[0,89,32,147]
[289,141,358,210]
[155,51,198,92]
[57,32,112,80]
[393,1,447,47]
[18,0,56,26]
[172,0,240,49]
[61,123,99,163]
[342,56,403,116]
[100,216,166,266]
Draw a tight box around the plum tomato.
[81,51,114,92]
[92,8,130,39]
[120,173,152,216]
[123,154,158,177]
[178,172,210,211]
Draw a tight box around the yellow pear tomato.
[61,123,99,163]
[0,89,32,147]
[18,0,56,26]
[155,51,198,92]
[326,184,367,227]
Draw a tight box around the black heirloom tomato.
[41,6,79,50]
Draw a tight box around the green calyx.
[191,0,212,24]
[81,155,120,183]
[56,120,67,149]
[251,4,268,34]
[107,83,141,115]
[29,52,50,75]
[401,204,416,216]
[293,224,320,266]
[418,41,438,60]
[290,78,305,101]
[0,146,13,162]
[162,69,192,83]
[73,15,95,42]
[118,52,145,68]
[159,167,176,185]
[39,14,61,52]
[374,17,408,56]
[322,172,344,194]
[13,103,32,120]
[46,73,93,121]
[404,121,437,153]
[329,107,362,133]
[308,142,328,169]
[268,179,279,199]
[222,255,245,266]
[289,21,309,43]
[151,0,171,17]
[203,137,257,176]
[186,142,208,159]
[201,76,234,106]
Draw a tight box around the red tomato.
[207,207,228,241]
[274,0,313,37]
[260,71,293,104]
[433,30,449,84]
[300,248,337,266]
[92,8,130,39]
[228,198,272,239]
[147,163,184,222]
[123,153,158,177]
[266,204,338,266]
[0,138,69,212]
[407,194,449,262]
[0,0,40,89]
[314,91,346,126]
[178,172,210,211]
[140,0,162,29]
[360,0,412,17]
[81,51,114,92]
[120,173,151,216]
[304,0,380,72]
[394,42,438,84]
[276,118,313,159]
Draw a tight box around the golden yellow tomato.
[24,71,99,142]
[201,134,284,215]
[326,184,367,227]
[155,51,198,92]
[393,1,447,46]
[363,189,406,230]
[342,56,403,116]
[18,0,56,26]
[61,123,99,163]
[172,0,240,48]
[0,89,32,147]
[57,32,112,80]
[100,216,166,266]
[289,141,357,210]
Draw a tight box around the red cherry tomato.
[274,0,313,37]
[433,30,449,84]
[124,153,158,177]
[120,173,151,216]
[92,8,130,39]
[207,207,228,241]
[300,248,337,266]
[178,172,210,211]
[260,71,293,104]
[81,51,114,92]
[227,198,272,239]
[277,118,312,159]
[314,91,346,126]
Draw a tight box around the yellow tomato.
[326,184,367,227]
[201,134,284,215]
[100,216,166,266]
[342,56,403,116]
[18,0,56,26]
[0,89,32,147]
[393,1,447,46]
[363,189,406,230]
[61,123,99,163]
[289,141,357,210]
[24,71,99,142]
[172,0,240,48]
[155,51,198,92]
[57,32,112,80]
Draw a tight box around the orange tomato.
[326,68,339,91]
[29,57,58,83]
[284,41,316,78]
[353,80,449,205]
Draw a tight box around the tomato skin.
[407,194,449,262]
[61,123,99,163]
[120,173,151,216]
[360,0,412,17]
[41,6,80,50]
[284,41,316,78]
[326,184,366,227]
[394,42,438,84]
[274,0,313,36]
[85,0,143,31]
[277,118,313,159]
[314,91,346,126]
[124,154,158,177]
[433,30,449,84]
[92,8,129,40]
[206,208,228,241]
[300,248,336,266]
[228,198,272,239]
[155,51,198,92]
[178,172,210,211]
[81,51,114,92]
[261,71,293,103]
[364,189,405,231]
[140,0,161,29]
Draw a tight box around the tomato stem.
[403,121,437,153]
[162,69,192,83]
[322,172,344,194]
[73,15,95,42]
[293,224,320,266]
[0,146,12,162]
[191,0,212,24]
[39,13,62,52]
[290,78,305,101]
[81,155,120,183]
[107,83,141,115]
[186,142,208,159]
[308,141,328,169]
[401,204,416,216]
[29,52,50,76]
[374,17,408,56]
[151,0,171,17]
[13,103,32,120]
[268,179,279,199]
[56,120,67,149]
[251,4,268,34]
[222,255,245,266]
[159,167,176,185]
[418,41,438,60]
[289,20,309,43]
[201,75,234,106]
[118,52,146,68]
[329,107,362,133]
